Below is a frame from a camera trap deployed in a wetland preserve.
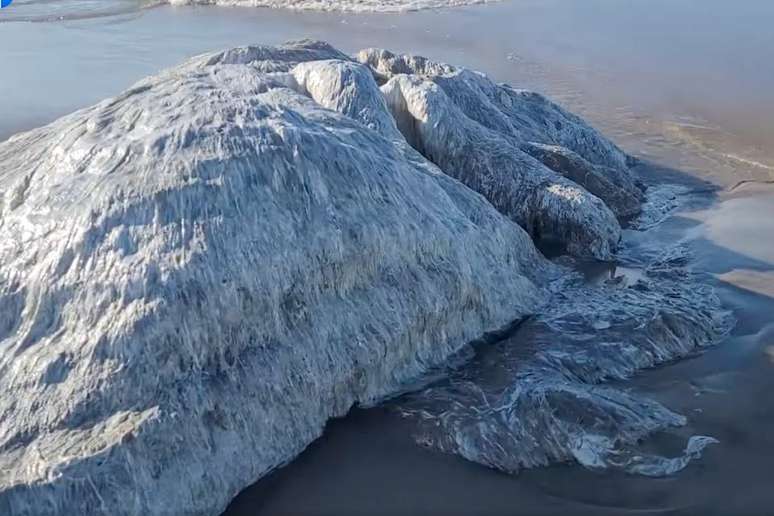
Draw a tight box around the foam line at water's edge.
[0,0,496,23]
[0,0,164,23]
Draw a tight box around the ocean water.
[0,0,153,22]
[3,0,774,187]
[2,1,774,515]
[0,0,504,18]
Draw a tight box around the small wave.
[723,153,774,173]
[168,0,498,12]
[0,0,161,23]
[729,179,774,192]
[0,0,496,22]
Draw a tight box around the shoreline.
[2,1,774,189]
[0,0,498,24]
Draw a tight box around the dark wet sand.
[224,180,774,516]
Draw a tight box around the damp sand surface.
[224,181,774,516]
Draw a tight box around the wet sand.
[224,179,774,516]
[2,1,773,515]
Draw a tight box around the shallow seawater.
[0,0,151,22]
[2,1,774,515]
[2,0,774,188]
